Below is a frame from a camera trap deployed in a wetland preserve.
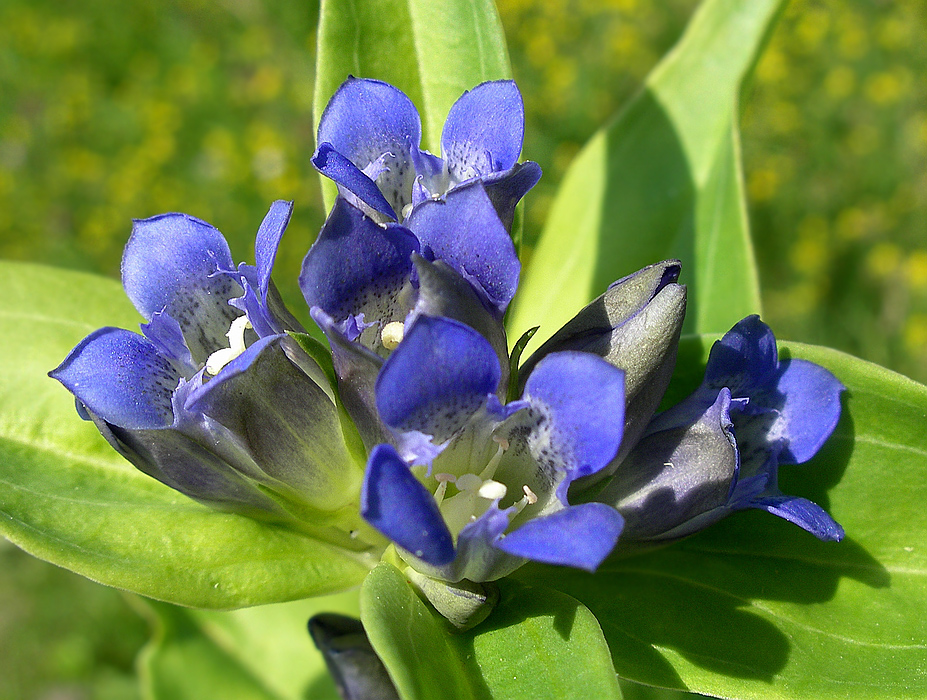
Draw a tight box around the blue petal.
[312,144,397,221]
[441,80,525,181]
[773,358,845,463]
[751,495,845,542]
[409,255,510,391]
[361,444,455,565]
[123,213,241,364]
[301,199,419,351]
[481,161,542,231]
[375,316,500,443]
[404,181,520,313]
[141,310,195,371]
[521,351,626,494]
[317,77,421,215]
[703,315,779,394]
[254,200,293,301]
[496,503,624,571]
[49,327,180,430]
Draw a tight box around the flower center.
[431,437,539,536]
[205,314,252,375]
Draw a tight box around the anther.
[381,321,405,350]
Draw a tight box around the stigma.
[205,314,252,375]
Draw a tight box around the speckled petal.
[318,77,421,215]
[519,351,626,499]
[362,444,455,565]
[376,316,500,444]
[301,199,419,351]
[441,80,525,181]
[49,327,180,430]
[122,213,241,365]
[404,181,520,313]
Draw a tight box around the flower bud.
[520,260,687,480]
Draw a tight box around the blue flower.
[597,315,845,544]
[299,181,521,452]
[312,77,541,230]
[360,315,626,583]
[49,202,366,530]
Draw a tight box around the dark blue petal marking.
[404,181,520,313]
[362,444,454,565]
[442,80,525,181]
[375,316,500,443]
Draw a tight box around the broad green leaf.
[314,0,512,209]
[520,340,927,699]
[452,578,623,700]
[510,0,779,350]
[362,562,622,700]
[0,262,374,608]
[361,563,477,700]
[137,591,361,700]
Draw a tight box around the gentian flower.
[596,315,845,544]
[50,202,367,534]
[361,315,626,585]
[312,77,542,230]
[299,179,520,451]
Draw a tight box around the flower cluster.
[52,78,844,615]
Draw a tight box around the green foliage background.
[0,0,924,697]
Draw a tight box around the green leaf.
[453,578,623,700]
[0,262,374,608]
[361,562,622,700]
[137,591,361,700]
[520,340,927,699]
[361,563,477,700]
[314,0,512,209]
[510,0,780,350]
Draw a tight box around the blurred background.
[1,0,924,697]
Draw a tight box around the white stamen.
[401,202,414,220]
[479,442,507,481]
[522,485,538,505]
[205,315,252,375]
[478,480,507,501]
[511,485,539,517]
[433,473,456,506]
[381,321,405,350]
[455,473,482,492]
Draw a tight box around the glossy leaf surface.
[361,562,622,700]
[518,339,927,699]
[0,262,373,608]
[510,0,778,349]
